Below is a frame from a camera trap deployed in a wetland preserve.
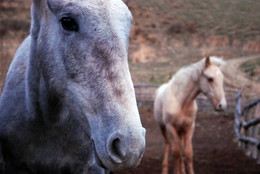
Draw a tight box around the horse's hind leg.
[160,125,170,174]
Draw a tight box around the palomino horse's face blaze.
[199,57,227,111]
[32,0,145,171]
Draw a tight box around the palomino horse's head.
[31,0,145,171]
[199,56,227,111]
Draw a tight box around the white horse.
[154,56,227,174]
[0,0,145,173]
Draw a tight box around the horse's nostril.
[108,134,125,164]
[219,103,222,109]
[111,138,124,158]
[107,131,145,166]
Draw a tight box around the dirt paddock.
[116,105,260,174]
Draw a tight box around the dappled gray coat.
[0,0,146,173]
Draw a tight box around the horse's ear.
[31,0,50,37]
[32,0,43,9]
[31,0,43,37]
[205,56,211,68]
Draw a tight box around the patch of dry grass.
[0,0,30,89]
[127,0,260,84]
[240,57,260,82]
[0,0,259,88]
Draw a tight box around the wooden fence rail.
[134,84,239,111]
[135,84,260,164]
[234,94,260,163]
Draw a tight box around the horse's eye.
[208,77,214,82]
[60,17,79,32]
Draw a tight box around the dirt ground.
[115,106,260,174]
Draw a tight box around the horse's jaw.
[91,140,107,169]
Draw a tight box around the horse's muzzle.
[214,98,227,111]
[93,127,146,171]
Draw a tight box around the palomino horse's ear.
[205,56,211,68]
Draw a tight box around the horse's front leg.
[160,126,170,174]
[166,124,182,174]
[183,125,195,174]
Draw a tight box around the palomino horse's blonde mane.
[168,56,225,94]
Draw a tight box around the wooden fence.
[134,84,239,112]
[135,84,260,163]
[234,94,260,163]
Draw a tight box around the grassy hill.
[0,0,259,88]
[127,0,260,84]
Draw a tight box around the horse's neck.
[25,38,62,124]
[179,82,200,108]
[170,69,201,109]
[25,39,41,119]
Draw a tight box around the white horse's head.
[199,56,227,111]
[31,0,145,171]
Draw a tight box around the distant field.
[128,0,260,84]
[0,0,259,88]
[133,0,260,39]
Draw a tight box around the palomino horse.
[0,0,145,173]
[154,56,227,174]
